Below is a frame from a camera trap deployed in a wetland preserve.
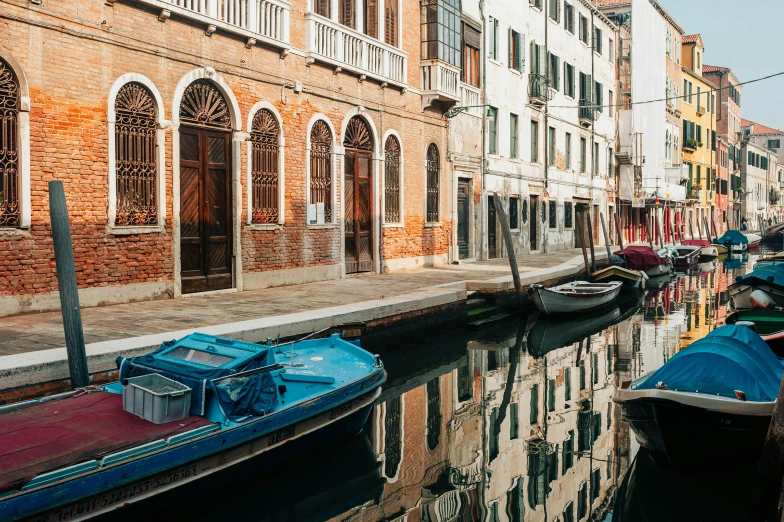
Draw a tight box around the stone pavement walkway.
[0,249,588,356]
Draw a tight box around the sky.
[659,0,784,131]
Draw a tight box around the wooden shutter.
[316,0,330,16]
[586,73,593,103]
[340,0,354,28]
[365,0,377,37]
[519,32,525,71]
[554,55,560,91]
[530,40,537,74]
[556,0,562,23]
[385,0,397,45]
[538,44,547,76]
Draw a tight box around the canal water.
[103,246,783,522]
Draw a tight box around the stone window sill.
[307,223,339,230]
[383,223,405,228]
[107,226,165,236]
[0,227,31,238]
[425,222,442,228]
[248,223,283,231]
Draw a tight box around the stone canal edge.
[0,252,608,401]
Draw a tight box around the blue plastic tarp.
[716,230,749,245]
[636,325,784,402]
[734,263,784,289]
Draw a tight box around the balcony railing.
[578,99,597,127]
[305,13,407,87]
[528,74,550,105]
[460,83,482,116]
[696,104,705,115]
[421,59,460,105]
[141,0,291,48]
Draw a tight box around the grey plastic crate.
[122,374,191,424]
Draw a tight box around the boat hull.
[699,246,718,258]
[0,380,383,522]
[591,267,644,290]
[644,263,670,277]
[618,396,772,469]
[531,282,622,314]
[730,283,784,310]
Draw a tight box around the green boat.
[725,309,784,356]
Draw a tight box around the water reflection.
[104,247,781,522]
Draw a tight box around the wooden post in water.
[689,218,695,240]
[616,214,626,250]
[645,218,654,250]
[656,213,665,250]
[753,373,784,519]
[576,215,591,278]
[703,216,712,242]
[697,217,704,241]
[670,223,676,245]
[586,210,597,273]
[493,194,524,308]
[48,180,89,390]
[600,213,612,259]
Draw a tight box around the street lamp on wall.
[445,105,493,119]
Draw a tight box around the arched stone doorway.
[178,79,233,293]
[343,116,374,274]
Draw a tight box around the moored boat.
[591,265,647,290]
[754,252,784,265]
[614,245,671,277]
[726,309,784,356]
[529,281,622,314]
[728,263,784,309]
[668,245,701,269]
[763,223,784,242]
[615,325,783,468]
[0,333,386,521]
[715,230,749,252]
[744,232,762,250]
[682,239,718,258]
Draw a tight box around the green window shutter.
[519,33,525,72]
[538,44,547,76]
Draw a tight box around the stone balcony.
[459,83,482,117]
[421,59,460,110]
[137,0,291,50]
[305,13,407,87]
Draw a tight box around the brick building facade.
[0,0,457,316]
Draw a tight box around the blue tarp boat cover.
[733,263,784,288]
[118,334,277,419]
[716,230,749,245]
[636,325,784,402]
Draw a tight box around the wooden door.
[457,181,470,259]
[345,149,373,273]
[180,127,232,294]
[530,196,538,251]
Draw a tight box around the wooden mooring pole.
[656,213,665,250]
[493,194,524,308]
[616,214,626,250]
[587,211,597,273]
[703,216,712,242]
[600,213,612,258]
[576,215,591,278]
[48,180,89,390]
[645,216,654,251]
[689,218,695,240]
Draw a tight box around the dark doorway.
[575,203,589,248]
[530,195,539,251]
[457,180,470,259]
[488,195,498,259]
[344,117,374,274]
[178,80,233,294]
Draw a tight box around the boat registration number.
[29,464,198,522]
[267,425,295,446]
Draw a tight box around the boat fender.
[750,290,775,309]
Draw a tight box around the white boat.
[682,239,718,258]
[529,281,622,314]
[743,232,762,249]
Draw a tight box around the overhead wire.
[547,70,784,110]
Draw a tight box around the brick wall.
[0,0,451,311]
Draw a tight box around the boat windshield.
[166,346,235,368]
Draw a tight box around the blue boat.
[0,332,386,521]
[615,325,783,468]
[715,230,750,252]
[729,262,784,309]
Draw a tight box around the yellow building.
[680,35,718,236]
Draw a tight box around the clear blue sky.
[659,0,784,131]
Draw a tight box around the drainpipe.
[543,0,549,254]
[480,0,488,261]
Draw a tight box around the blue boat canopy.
[716,230,749,245]
[635,325,784,402]
[733,263,784,288]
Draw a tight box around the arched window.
[426,143,440,223]
[114,82,158,226]
[383,396,402,478]
[0,57,20,227]
[384,135,401,223]
[310,120,333,222]
[250,109,280,224]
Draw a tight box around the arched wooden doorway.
[178,80,233,294]
[343,116,374,274]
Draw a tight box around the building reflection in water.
[330,252,769,522]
